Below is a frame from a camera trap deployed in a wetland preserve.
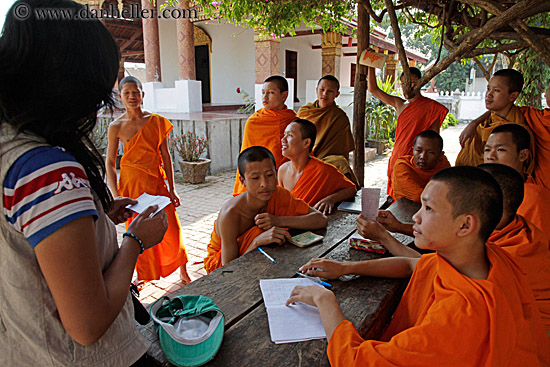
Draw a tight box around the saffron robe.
[233,107,297,196]
[521,106,550,188]
[387,96,448,196]
[297,101,359,187]
[392,154,451,203]
[518,176,550,233]
[119,114,188,281]
[488,214,550,331]
[327,245,550,366]
[456,106,536,175]
[289,157,356,206]
[204,186,309,273]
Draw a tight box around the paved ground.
[126,123,466,306]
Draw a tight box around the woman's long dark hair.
[0,0,120,210]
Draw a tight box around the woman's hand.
[106,197,137,225]
[127,205,168,249]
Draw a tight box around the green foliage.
[89,118,109,150]
[235,87,255,114]
[365,76,397,145]
[441,112,458,130]
[175,0,357,37]
[169,131,208,162]
[515,48,550,109]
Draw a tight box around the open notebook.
[259,278,326,344]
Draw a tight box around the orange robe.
[233,107,296,196]
[488,214,550,330]
[297,101,358,187]
[387,96,448,196]
[327,245,550,366]
[204,186,309,273]
[521,106,550,188]
[289,157,356,206]
[119,114,188,281]
[392,154,450,202]
[518,176,550,233]
[456,106,536,175]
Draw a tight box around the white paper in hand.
[361,187,381,219]
[126,193,171,216]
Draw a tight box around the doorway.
[285,50,299,102]
[195,45,211,103]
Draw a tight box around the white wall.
[199,21,255,104]
[280,34,322,104]
[158,16,179,88]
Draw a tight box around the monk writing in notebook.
[484,124,550,233]
[520,80,550,188]
[368,65,448,199]
[286,167,550,365]
[233,76,296,196]
[204,146,327,273]
[106,76,190,284]
[278,119,356,215]
[456,69,535,172]
[392,130,450,203]
[479,163,550,334]
[297,75,359,187]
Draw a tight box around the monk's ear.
[456,214,476,238]
[509,90,519,102]
[518,148,529,163]
[238,174,246,187]
[281,90,289,101]
[335,91,340,99]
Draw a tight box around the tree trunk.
[353,2,369,188]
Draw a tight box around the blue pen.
[258,247,276,263]
[296,272,332,288]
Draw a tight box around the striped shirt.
[3,146,98,247]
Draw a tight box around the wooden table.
[139,203,419,366]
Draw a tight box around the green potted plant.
[170,131,211,184]
[365,76,398,154]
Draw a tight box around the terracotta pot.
[178,158,211,184]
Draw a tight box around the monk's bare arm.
[273,207,328,229]
[368,67,405,113]
[357,215,420,258]
[459,111,490,147]
[159,138,180,207]
[277,162,289,187]
[313,188,357,215]
[106,122,120,196]
[377,210,415,237]
[217,206,242,265]
[300,256,419,280]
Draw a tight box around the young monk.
[296,75,359,187]
[106,76,190,284]
[456,68,535,172]
[392,130,450,202]
[368,64,448,198]
[278,119,357,215]
[479,163,550,333]
[233,76,297,196]
[520,80,550,188]
[204,146,327,273]
[484,123,550,233]
[287,167,550,365]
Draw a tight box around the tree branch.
[384,0,413,98]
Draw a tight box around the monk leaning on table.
[392,129,450,203]
[367,64,448,198]
[278,119,356,215]
[456,68,535,173]
[484,123,550,234]
[287,167,550,366]
[297,75,359,187]
[106,76,190,283]
[204,146,327,273]
[233,75,297,196]
[520,80,550,188]
[479,163,550,333]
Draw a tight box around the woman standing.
[0,1,167,365]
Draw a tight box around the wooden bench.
[140,200,420,366]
